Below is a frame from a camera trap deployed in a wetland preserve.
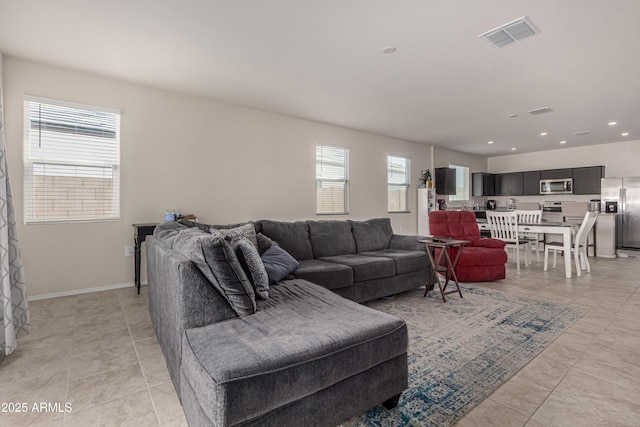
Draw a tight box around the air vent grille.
[528,107,553,115]
[573,131,592,136]
[479,17,539,48]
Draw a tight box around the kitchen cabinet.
[495,172,523,196]
[472,172,495,196]
[523,170,541,195]
[540,168,573,179]
[573,166,604,194]
[436,167,456,195]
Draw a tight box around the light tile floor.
[1,251,638,426]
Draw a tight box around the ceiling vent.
[479,16,539,48]
[528,107,553,115]
[573,131,592,136]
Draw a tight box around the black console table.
[133,223,159,294]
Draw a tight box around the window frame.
[315,144,350,215]
[387,155,410,213]
[448,164,470,202]
[23,96,121,224]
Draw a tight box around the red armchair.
[429,211,507,282]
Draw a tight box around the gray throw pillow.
[229,237,270,300]
[256,232,274,255]
[211,223,259,250]
[173,228,256,316]
[260,245,300,284]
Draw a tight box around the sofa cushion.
[362,249,429,274]
[307,220,356,258]
[180,279,407,427]
[350,218,393,252]
[293,259,353,290]
[172,228,256,316]
[319,254,395,282]
[259,220,314,260]
[261,245,300,284]
[228,237,270,300]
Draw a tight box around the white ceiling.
[1,0,639,156]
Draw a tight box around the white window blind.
[316,144,349,214]
[23,97,121,223]
[388,155,410,212]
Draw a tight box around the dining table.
[478,220,575,278]
[518,222,574,278]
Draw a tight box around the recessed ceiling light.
[540,132,547,136]
[622,132,630,136]
[488,141,494,144]
[511,147,517,151]
[382,46,396,54]
[560,140,567,144]
[609,121,617,126]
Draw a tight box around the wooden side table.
[419,238,469,302]
[133,223,159,294]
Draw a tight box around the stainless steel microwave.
[540,178,573,194]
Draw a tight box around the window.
[448,164,470,201]
[388,155,410,212]
[316,144,349,214]
[23,97,121,223]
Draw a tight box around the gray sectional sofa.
[147,218,429,426]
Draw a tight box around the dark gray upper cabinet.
[523,170,541,195]
[573,166,604,194]
[472,172,495,196]
[495,172,523,196]
[540,168,573,179]
[435,167,456,195]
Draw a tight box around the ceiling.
[1,0,639,156]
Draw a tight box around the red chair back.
[429,211,481,242]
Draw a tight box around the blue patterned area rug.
[343,286,585,427]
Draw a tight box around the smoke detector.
[479,16,539,48]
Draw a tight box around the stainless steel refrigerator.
[601,177,640,249]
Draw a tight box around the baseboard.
[28,281,148,301]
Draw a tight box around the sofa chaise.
[147,217,430,426]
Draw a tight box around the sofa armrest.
[147,236,237,400]
[389,234,428,252]
[472,238,507,249]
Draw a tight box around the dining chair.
[544,211,598,276]
[486,211,534,270]
[516,209,543,262]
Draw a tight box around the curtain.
[0,59,29,357]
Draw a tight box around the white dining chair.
[486,211,534,270]
[516,209,543,262]
[544,211,598,276]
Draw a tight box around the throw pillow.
[229,236,270,300]
[260,245,300,284]
[173,228,256,316]
[256,232,274,255]
[211,223,259,250]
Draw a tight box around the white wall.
[3,57,431,298]
[434,146,487,172]
[488,141,640,177]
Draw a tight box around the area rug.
[343,285,585,427]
